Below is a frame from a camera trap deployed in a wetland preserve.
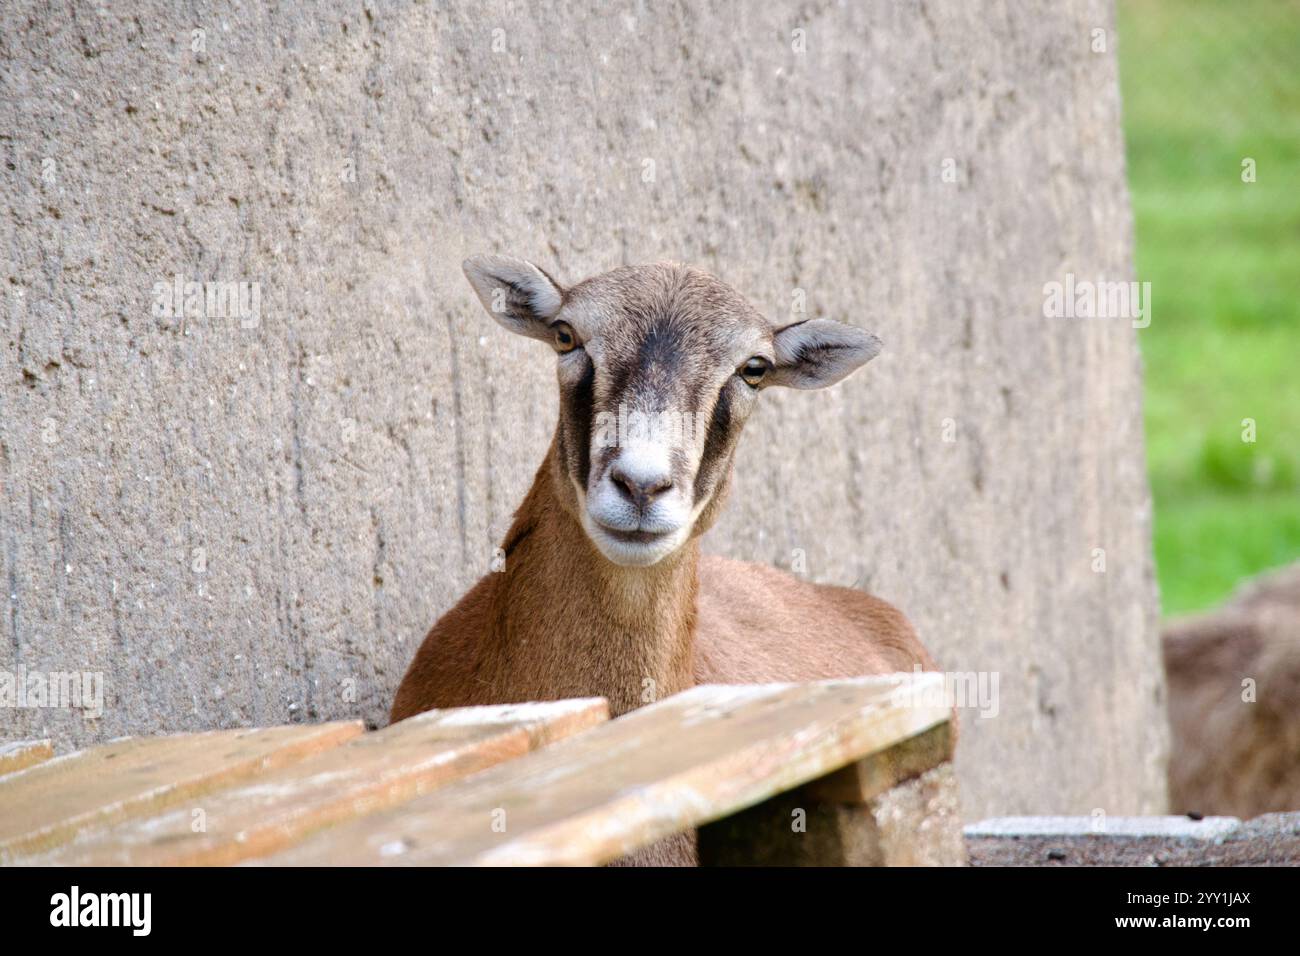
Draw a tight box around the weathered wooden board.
[805,721,954,804]
[0,740,53,777]
[0,721,362,861]
[262,674,950,866]
[33,699,608,866]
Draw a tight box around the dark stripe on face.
[605,314,692,407]
[636,323,683,380]
[694,382,734,505]
[563,357,596,490]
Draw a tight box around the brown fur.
[1164,564,1300,818]
[391,445,936,723]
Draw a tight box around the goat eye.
[740,357,769,387]
[552,321,578,353]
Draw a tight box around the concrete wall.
[0,0,1166,819]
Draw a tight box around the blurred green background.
[1118,0,1300,617]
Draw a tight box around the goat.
[391,257,941,863]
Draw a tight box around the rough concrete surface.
[0,1,1164,821]
[870,764,968,866]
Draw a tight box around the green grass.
[1154,493,1300,615]
[1118,0,1300,616]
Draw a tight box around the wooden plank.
[804,721,954,804]
[0,721,362,862]
[261,674,949,866]
[413,698,609,749]
[0,740,53,777]
[35,699,607,866]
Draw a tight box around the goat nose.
[610,464,673,508]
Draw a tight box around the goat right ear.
[767,318,882,389]
[462,254,564,342]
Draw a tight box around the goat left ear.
[462,254,564,343]
[767,319,882,389]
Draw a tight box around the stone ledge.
[966,813,1300,866]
